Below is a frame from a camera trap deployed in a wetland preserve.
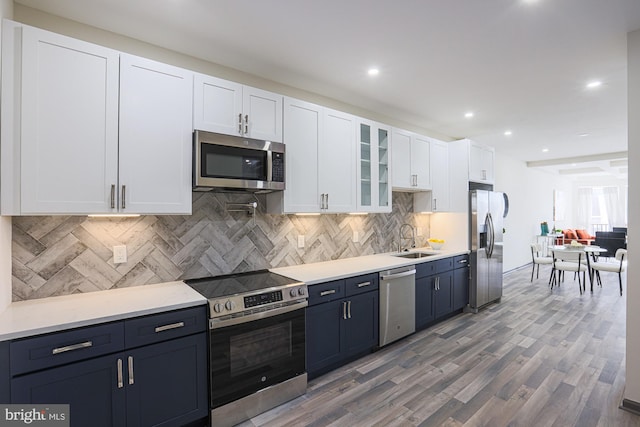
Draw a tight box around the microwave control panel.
[272,152,285,182]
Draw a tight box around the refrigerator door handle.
[484,213,491,257]
[487,213,495,258]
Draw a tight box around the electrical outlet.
[416,227,423,236]
[113,245,127,264]
[297,235,305,249]
[352,231,359,243]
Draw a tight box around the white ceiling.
[15,0,640,179]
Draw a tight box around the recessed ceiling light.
[586,80,602,89]
[571,163,577,167]
[542,148,549,153]
[465,112,474,118]
[579,133,590,137]
[504,130,512,136]
[368,67,379,76]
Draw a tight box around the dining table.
[550,245,608,292]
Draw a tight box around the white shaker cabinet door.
[118,54,193,214]
[242,86,283,142]
[430,139,450,212]
[279,97,322,213]
[391,129,412,189]
[193,73,243,137]
[19,26,120,214]
[320,109,356,213]
[411,136,431,190]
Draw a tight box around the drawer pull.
[458,259,468,264]
[320,289,337,297]
[52,340,93,355]
[154,321,185,333]
[357,281,371,288]
[128,356,134,385]
[117,358,124,388]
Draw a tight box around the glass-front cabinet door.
[357,120,392,212]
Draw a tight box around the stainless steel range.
[185,270,307,427]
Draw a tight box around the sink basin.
[393,252,435,259]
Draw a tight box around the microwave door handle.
[267,151,273,182]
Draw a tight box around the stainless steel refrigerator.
[468,190,505,312]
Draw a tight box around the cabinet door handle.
[121,185,126,209]
[155,321,185,333]
[52,340,93,355]
[244,114,249,134]
[320,289,336,297]
[128,356,134,385]
[117,358,124,388]
[325,193,329,210]
[357,281,371,288]
[238,113,243,134]
[434,198,437,211]
[458,259,468,265]
[343,301,347,320]
[482,170,487,180]
[110,184,115,209]
[347,300,352,319]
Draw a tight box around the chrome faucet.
[398,223,416,252]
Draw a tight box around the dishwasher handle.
[380,269,416,281]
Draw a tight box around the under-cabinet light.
[295,213,321,216]
[349,212,368,216]
[88,214,141,218]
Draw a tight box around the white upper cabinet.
[118,54,193,214]
[1,21,193,215]
[321,108,356,213]
[357,119,391,212]
[414,138,450,213]
[391,128,431,191]
[268,97,322,213]
[469,140,495,184]
[193,74,283,142]
[2,22,120,215]
[267,98,356,214]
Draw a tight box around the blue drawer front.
[10,322,124,376]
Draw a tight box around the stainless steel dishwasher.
[379,265,416,346]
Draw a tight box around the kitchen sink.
[393,251,436,259]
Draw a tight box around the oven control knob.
[298,288,305,296]
[213,303,224,313]
[290,289,297,297]
[225,300,235,311]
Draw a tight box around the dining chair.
[551,250,587,294]
[589,248,627,295]
[530,243,552,282]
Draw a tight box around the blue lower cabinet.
[453,265,470,310]
[11,353,126,427]
[306,300,344,376]
[8,306,208,427]
[434,271,454,319]
[415,276,435,329]
[126,334,208,427]
[306,274,379,379]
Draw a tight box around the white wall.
[494,152,573,272]
[624,28,640,405]
[0,0,14,311]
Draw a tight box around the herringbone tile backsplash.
[12,192,429,301]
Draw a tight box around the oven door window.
[210,308,305,409]
[201,143,267,181]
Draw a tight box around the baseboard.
[620,398,640,415]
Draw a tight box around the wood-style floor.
[239,263,639,427]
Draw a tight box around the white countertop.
[271,248,469,285]
[0,281,207,341]
[0,248,468,341]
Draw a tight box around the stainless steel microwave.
[193,130,285,192]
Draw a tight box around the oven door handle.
[209,300,308,329]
